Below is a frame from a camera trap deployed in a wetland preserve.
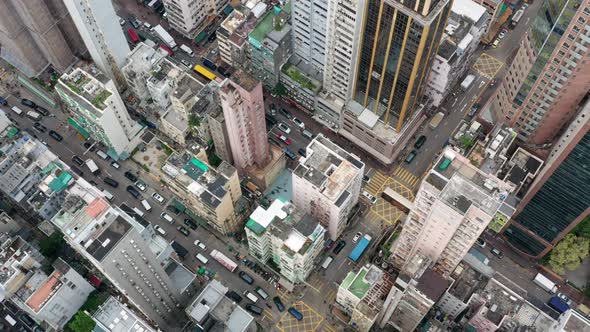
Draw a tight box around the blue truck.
[548,296,569,314]
[349,235,372,262]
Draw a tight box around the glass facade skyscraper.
[353,0,451,131]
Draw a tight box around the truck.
[533,273,557,293]
[171,241,188,259]
[460,74,475,91]
[429,112,445,129]
[11,106,23,116]
[245,181,262,196]
[349,234,372,263]
[548,296,569,314]
[26,111,41,121]
[153,24,177,49]
[210,249,238,272]
[85,159,100,175]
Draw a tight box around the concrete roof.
[451,0,487,22]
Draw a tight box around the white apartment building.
[63,0,130,86]
[56,67,144,160]
[147,58,184,110]
[292,134,364,240]
[51,178,196,330]
[426,0,488,107]
[93,296,156,332]
[245,199,326,284]
[322,0,365,101]
[390,148,515,276]
[163,0,229,39]
[291,0,328,73]
[122,43,166,100]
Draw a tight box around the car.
[245,304,262,315]
[352,232,362,243]
[269,104,277,116]
[184,218,197,230]
[284,148,297,160]
[21,98,36,108]
[126,185,141,199]
[266,114,278,126]
[33,122,47,133]
[180,59,191,68]
[177,226,190,236]
[226,290,243,303]
[363,175,371,183]
[297,148,306,157]
[276,133,292,145]
[124,171,138,182]
[279,108,292,119]
[103,177,119,188]
[490,247,503,259]
[0,96,7,106]
[49,130,63,141]
[404,150,417,163]
[414,135,427,149]
[72,155,84,166]
[498,31,506,39]
[333,240,346,254]
[273,296,285,312]
[239,271,254,284]
[288,307,303,321]
[135,181,146,191]
[194,240,207,250]
[476,238,486,248]
[161,212,174,224]
[557,292,572,305]
[292,117,305,129]
[119,17,126,26]
[129,17,139,29]
[218,66,227,76]
[152,192,165,203]
[469,104,480,117]
[492,39,500,48]
[325,239,335,250]
[111,161,121,169]
[83,141,96,152]
[166,205,180,214]
[362,191,377,204]
[278,122,291,134]
[522,3,529,9]
[34,106,50,116]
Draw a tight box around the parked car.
[245,304,262,315]
[404,150,417,163]
[333,240,346,254]
[128,17,139,28]
[297,148,306,157]
[184,218,197,230]
[177,226,190,236]
[161,212,174,224]
[111,161,121,169]
[226,290,243,303]
[469,104,480,117]
[72,155,84,166]
[292,117,305,129]
[284,148,297,160]
[126,185,140,199]
[276,133,292,144]
[498,31,506,39]
[124,171,138,182]
[152,192,165,203]
[194,240,207,250]
[239,271,254,284]
[352,232,362,243]
[135,181,146,191]
[476,238,486,248]
[414,135,427,149]
[490,247,504,259]
[362,191,377,204]
[278,122,291,134]
[279,108,292,119]
[103,177,119,188]
[21,98,36,108]
[363,175,371,183]
[273,296,285,312]
[49,130,63,141]
[0,96,7,106]
[34,106,50,116]
[33,122,47,133]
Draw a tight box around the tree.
[548,234,590,275]
[39,232,65,261]
[272,82,287,97]
[68,311,95,332]
[573,216,590,239]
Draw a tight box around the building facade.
[245,199,326,284]
[63,0,130,87]
[0,0,85,77]
[291,0,328,73]
[502,97,590,258]
[219,72,270,172]
[292,134,364,240]
[56,67,144,160]
[390,148,514,276]
[162,0,229,39]
[488,0,590,146]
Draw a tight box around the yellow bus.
[193,65,217,81]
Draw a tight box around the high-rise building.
[353,0,452,132]
[162,0,229,39]
[390,147,514,275]
[63,0,130,87]
[51,179,196,330]
[292,134,364,240]
[322,0,366,102]
[488,0,590,146]
[0,0,85,77]
[56,66,144,160]
[122,43,167,101]
[219,71,270,172]
[245,199,326,284]
[503,97,590,258]
[291,0,328,73]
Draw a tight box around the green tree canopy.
[548,234,590,275]
[39,232,65,261]
[68,311,95,332]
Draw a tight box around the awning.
[68,118,90,138]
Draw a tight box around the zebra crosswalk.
[392,166,419,188]
[364,171,388,196]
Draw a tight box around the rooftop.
[93,296,156,332]
[293,134,364,203]
[416,269,451,302]
[282,61,321,92]
[173,73,205,104]
[480,278,524,325]
[0,235,41,285]
[451,0,487,23]
[447,262,489,302]
[148,58,182,86]
[223,70,260,92]
[59,67,113,110]
[86,215,132,262]
[162,110,189,133]
[341,265,383,300]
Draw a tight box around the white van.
[11,106,24,116]
[180,44,194,57]
[133,207,144,217]
[101,190,114,201]
[161,212,174,223]
[4,314,17,326]
[196,253,209,265]
[154,225,167,236]
[302,130,314,140]
[96,150,109,160]
[141,199,152,211]
[321,256,334,269]
[244,291,259,303]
